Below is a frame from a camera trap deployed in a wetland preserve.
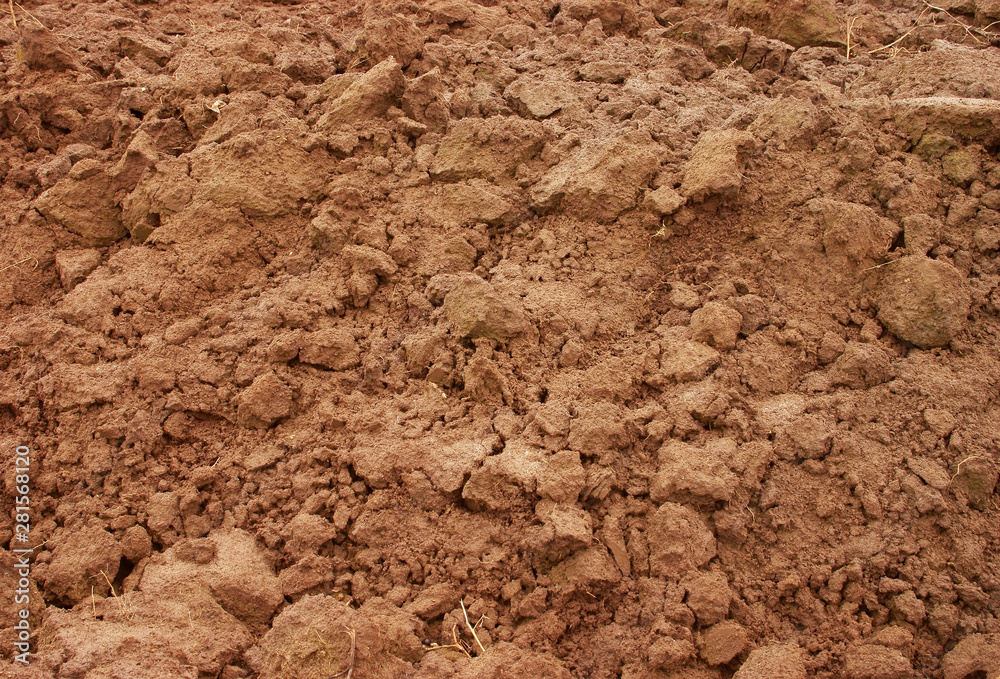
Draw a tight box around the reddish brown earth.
[1,0,1000,677]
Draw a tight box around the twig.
[461,599,486,655]
[922,0,998,43]
[8,0,15,29]
[868,1,1000,54]
[870,7,930,54]
[13,3,42,27]
[868,27,917,54]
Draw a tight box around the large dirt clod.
[875,256,971,348]
[33,161,124,246]
[530,131,660,222]
[728,0,843,48]
[316,57,406,131]
[681,129,758,204]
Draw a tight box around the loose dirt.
[1,0,999,677]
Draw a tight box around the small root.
[846,16,859,60]
[100,570,134,621]
[949,455,983,486]
[422,625,472,659]
[461,599,486,656]
[329,628,357,679]
[0,254,39,274]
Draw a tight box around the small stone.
[891,590,927,625]
[726,294,769,335]
[810,198,897,267]
[36,154,72,189]
[818,331,847,364]
[701,620,748,666]
[777,414,834,460]
[282,514,338,560]
[268,331,301,363]
[120,525,152,563]
[669,282,701,310]
[19,22,85,71]
[141,529,284,625]
[279,555,335,598]
[174,538,218,564]
[537,450,586,504]
[644,186,687,216]
[504,78,579,118]
[299,329,360,371]
[658,341,721,383]
[54,249,101,291]
[562,0,639,31]
[524,502,593,564]
[578,60,629,83]
[829,341,894,389]
[648,636,696,671]
[868,625,914,649]
[423,182,520,227]
[111,130,159,193]
[950,456,999,511]
[682,571,733,625]
[690,302,743,350]
[237,372,294,428]
[892,97,1000,150]
[981,189,1000,210]
[533,401,571,438]
[975,224,1000,252]
[906,456,951,490]
[405,583,459,620]
[860,319,883,343]
[164,318,201,345]
[65,144,98,164]
[922,408,957,437]
[530,131,659,223]
[549,546,622,588]
[941,633,1000,679]
[842,644,913,679]
[728,0,843,48]
[430,116,546,182]
[355,14,424,68]
[734,643,808,679]
[875,256,971,348]
[648,502,716,579]
[651,440,738,504]
[942,148,981,186]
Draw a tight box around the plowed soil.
[1,0,1000,677]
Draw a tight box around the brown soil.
[1,0,1000,677]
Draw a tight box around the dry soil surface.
[1,0,1000,677]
